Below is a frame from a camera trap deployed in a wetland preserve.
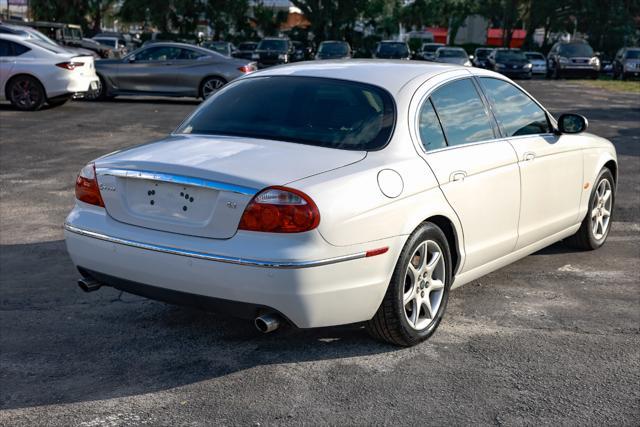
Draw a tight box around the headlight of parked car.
[524,63,533,69]
[278,53,288,61]
[496,63,506,69]
[589,57,600,68]
[558,56,569,64]
[251,53,259,60]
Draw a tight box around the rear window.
[378,43,409,56]
[625,50,640,59]
[177,76,396,151]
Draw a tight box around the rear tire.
[366,222,452,347]
[84,75,111,101]
[7,75,46,111]
[565,168,615,250]
[199,76,226,99]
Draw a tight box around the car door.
[171,47,211,95]
[117,46,180,93]
[478,77,583,250]
[415,77,521,273]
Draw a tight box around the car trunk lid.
[94,135,365,239]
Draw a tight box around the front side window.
[418,99,447,151]
[480,77,550,137]
[429,78,494,146]
[178,76,395,151]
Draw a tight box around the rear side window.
[479,77,550,137]
[418,99,447,151]
[430,78,494,146]
[0,40,30,57]
[178,76,396,151]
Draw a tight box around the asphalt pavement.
[0,80,638,426]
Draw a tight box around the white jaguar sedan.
[64,61,617,346]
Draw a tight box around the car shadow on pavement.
[0,240,398,410]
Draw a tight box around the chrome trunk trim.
[96,168,258,196]
[64,223,366,269]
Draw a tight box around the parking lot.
[0,80,638,425]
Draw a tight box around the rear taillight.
[75,163,104,207]
[56,62,84,70]
[239,186,320,233]
[238,64,256,73]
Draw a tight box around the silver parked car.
[88,42,256,100]
[434,47,472,66]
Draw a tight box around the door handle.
[523,152,536,161]
[450,171,467,182]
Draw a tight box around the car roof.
[253,60,460,95]
[140,41,204,50]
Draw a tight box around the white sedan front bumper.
[64,204,403,328]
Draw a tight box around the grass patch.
[577,77,640,93]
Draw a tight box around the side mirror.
[558,113,588,134]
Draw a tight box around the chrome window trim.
[412,72,559,156]
[96,167,258,196]
[64,223,366,269]
[413,74,499,155]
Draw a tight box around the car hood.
[95,134,367,189]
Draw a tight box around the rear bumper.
[64,205,402,328]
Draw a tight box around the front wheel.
[565,168,615,250]
[366,222,452,347]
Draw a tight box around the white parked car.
[64,61,617,346]
[0,34,99,110]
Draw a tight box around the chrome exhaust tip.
[78,278,102,293]
[255,313,281,333]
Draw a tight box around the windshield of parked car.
[318,42,349,55]
[495,50,527,62]
[422,44,443,53]
[475,49,491,59]
[558,43,594,57]
[238,42,257,51]
[257,39,288,51]
[437,48,466,58]
[378,42,408,56]
[525,52,544,60]
[206,42,229,54]
[94,38,116,48]
[625,50,640,59]
[177,76,395,151]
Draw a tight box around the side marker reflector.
[365,247,389,257]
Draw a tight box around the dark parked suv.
[252,37,293,68]
[546,40,599,79]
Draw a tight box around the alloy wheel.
[10,78,42,110]
[202,78,225,99]
[403,240,446,330]
[591,178,612,240]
